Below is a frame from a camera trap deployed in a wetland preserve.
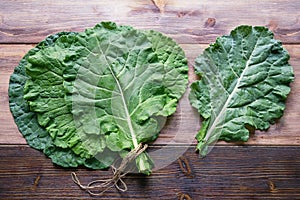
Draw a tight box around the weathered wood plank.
[0,45,32,144]
[1,44,300,145]
[1,1,299,199]
[0,0,299,44]
[0,145,299,199]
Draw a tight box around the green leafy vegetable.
[189,25,294,156]
[9,22,188,174]
[9,32,111,169]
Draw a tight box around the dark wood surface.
[0,145,299,199]
[1,0,300,199]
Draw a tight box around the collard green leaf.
[189,26,294,156]
[16,22,188,173]
[9,32,110,169]
[145,30,188,116]
[67,23,188,173]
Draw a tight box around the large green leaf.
[9,32,111,169]
[189,26,294,156]
[21,22,188,173]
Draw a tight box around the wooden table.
[1,0,299,199]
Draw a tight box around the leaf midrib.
[94,36,139,149]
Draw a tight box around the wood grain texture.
[1,1,300,199]
[0,145,299,199]
[0,45,33,144]
[1,44,299,145]
[0,0,299,44]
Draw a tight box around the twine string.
[71,143,148,196]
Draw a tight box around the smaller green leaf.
[189,25,294,157]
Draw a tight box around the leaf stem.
[107,63,146,172]
[95,35,147,173]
